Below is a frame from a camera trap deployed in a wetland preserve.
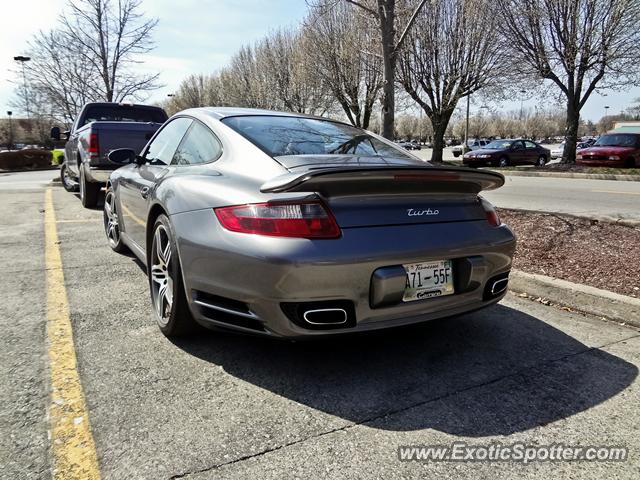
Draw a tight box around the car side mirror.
[50,127,61,141]
[108,148,139,165]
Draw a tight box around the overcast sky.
[0,0,637,122]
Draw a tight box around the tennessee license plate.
[403,260,454,302]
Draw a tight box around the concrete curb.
[509,270,640,328]
[496,170,640,181]
[502,208,640,228]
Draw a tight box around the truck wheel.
[79,166,100,208]
[60,163,79,192]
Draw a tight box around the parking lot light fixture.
[13,55,31,120]
[7,111,13,150]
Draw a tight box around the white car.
[452,139,490,157]
[551,142,565,160]
[551,141,591,160]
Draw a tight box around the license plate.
[403,260,454,302]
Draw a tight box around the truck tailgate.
[92,121,162,165]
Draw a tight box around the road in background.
[0,169,59,191]
[484,176,640,221]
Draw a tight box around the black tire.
[625,158,635,168]
[60,163,79,192]
[79,165,100,208]
[498,156,509,167]
[149,214,198,337]
[103,187,129,253]
[535,155,547,167]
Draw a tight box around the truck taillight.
[214,201,341,239]
[88,133,99,156]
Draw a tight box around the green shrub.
[52,149,65,165]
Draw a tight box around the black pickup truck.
[52,102,168,207]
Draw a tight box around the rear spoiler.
[260,166,505,195]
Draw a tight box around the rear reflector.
[214,201,341,239]
[88,133,99,156]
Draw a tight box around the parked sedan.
[103,108,515,339]
[463,139,550,167]
[576,133,639,168]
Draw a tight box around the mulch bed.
[499,209,640,298]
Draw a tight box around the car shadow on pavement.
[172,304,637,436]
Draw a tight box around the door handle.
[140,186,150,199]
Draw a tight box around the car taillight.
[214,201,341,239]
[479,197,501,227]
[88,133,99,156]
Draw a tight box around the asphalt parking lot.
[2,178,640,479]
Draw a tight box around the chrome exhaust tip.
[303,308,348,325]
[491,278,509,295]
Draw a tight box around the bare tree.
[398,0,505,162]
[60,0,160,102]
[17,30,101,124]
[305,1,382,128]
[164,74,226,115]
[14,0,160,124]
[495,0,640,163]
[340,0,428,139]
[256,29,331,114]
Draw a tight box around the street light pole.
[519,90,526,120]
[464,94,470,154]
[7,111,13,150]
[14,56,31,120]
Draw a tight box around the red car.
[576,133,639,168]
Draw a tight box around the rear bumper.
[170,209,516,338]
[85,166,115,183]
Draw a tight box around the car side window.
[144,118,192,165]
[171,121,222,166]
[512,141,524,150]
[524,141,537,149]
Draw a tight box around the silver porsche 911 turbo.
[103,107,516,338]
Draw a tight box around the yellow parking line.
[44,189,101,480]
[591,189,640,196]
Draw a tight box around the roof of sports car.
[201,107,310,120]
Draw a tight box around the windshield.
[82,105,167,126]
[594,134,640,148]
[221,115,412,159]
[485,140,513,149]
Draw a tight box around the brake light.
[214,201,341,238]
[479,197,501,227]
[88,133,99,156]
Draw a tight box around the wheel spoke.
[156,283,166,317]
[162,241,171,266]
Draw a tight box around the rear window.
[82,105,167,126]
[221,115,412,159]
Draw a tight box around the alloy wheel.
[150,225,174,326]
[103,190,120,247]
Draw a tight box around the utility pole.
[7,111,13,150]
[464,94,470,154]
[14,56,31,120]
